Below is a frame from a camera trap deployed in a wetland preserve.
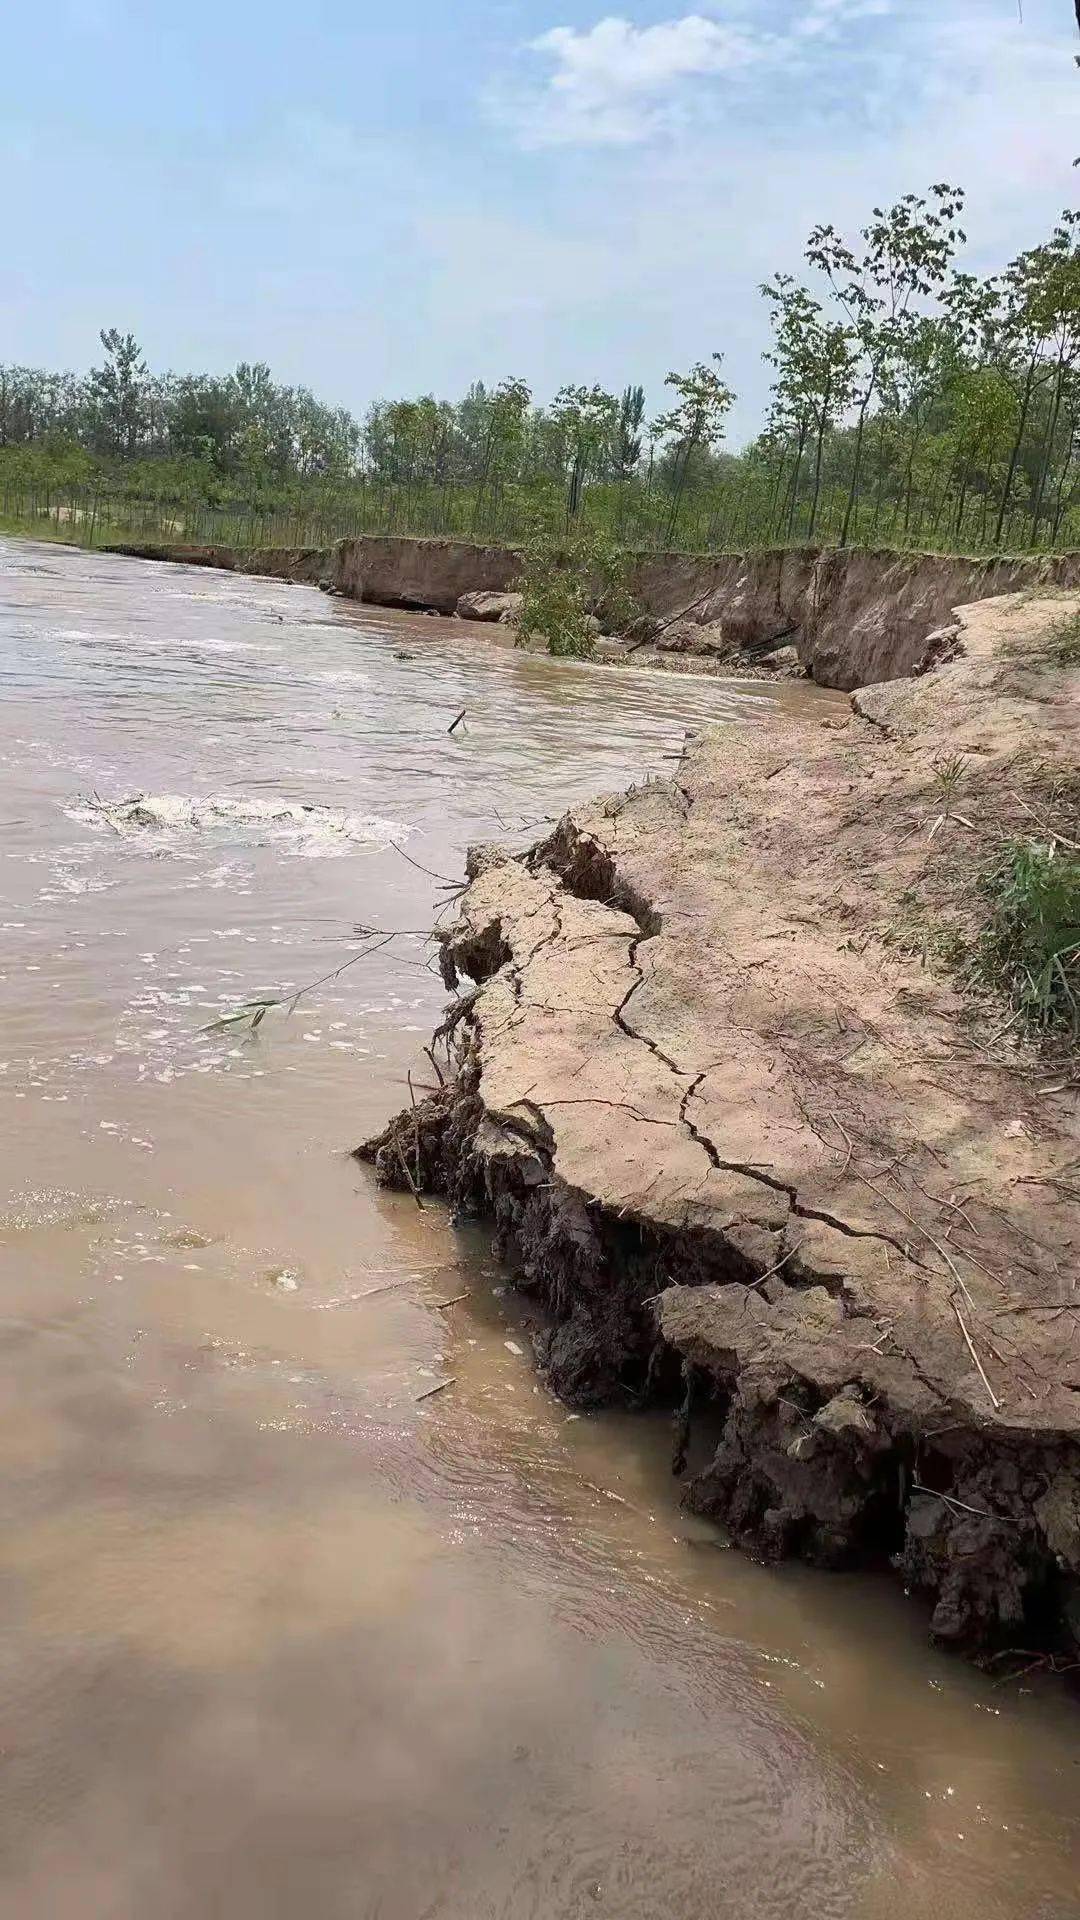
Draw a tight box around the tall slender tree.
[652,355,735,545]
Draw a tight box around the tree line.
[2,185,1079,555]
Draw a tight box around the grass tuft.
[976,838,1080,1032]
[1046,610,1080,667]
[930,751,968,810]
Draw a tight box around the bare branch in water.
[201,929,406,1036]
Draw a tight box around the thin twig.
[746,1240,804,1291]
[386,840,460,885]
[392,1131,426,1210]
[828,1110,855,1177]
[911,1481,1010,1523]
[423,1045,446,1087]
[354,1277,413,1302]
[987,1006,1024,1046]
[1007,790,1080,853]
[284,931,399,1011]
[854,1321,895,1354]
[951,1294,1001,1412]
[848,1163,976,1305]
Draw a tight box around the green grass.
[1046,611,1080,667]
[0,509,158,550]
[3,456,1080,567]
[930,751,969,810]
[976,838,1080,1032]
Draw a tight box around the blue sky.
[3,0,1077,441]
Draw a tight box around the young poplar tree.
[550,384,619,523]
[614,386,646,481]
[651,355,735,546]
[87,329,149,460]
[761,276,853,541]
[807,185,966,544]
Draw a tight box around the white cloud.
[533,14,756,95]
[795,0,891,38]
[494,5,901,147]
[472,1,1078,439]
[503,14,764,147]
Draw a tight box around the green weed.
[1046,611,1080,667]
[976,838,1080,1031]
[930,752,969,811]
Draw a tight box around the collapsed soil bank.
[108,533,1080,690]
[361,587,1080,1662]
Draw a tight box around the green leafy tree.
[514,518,636,657]
[87,328,149,459]
[1003,212,1080,540]
[652,354,735,545]
[808,185,966,542]
[471,376,531,532]
[550,383,618,521]
[761,276,853,540]
[614,385,646,480]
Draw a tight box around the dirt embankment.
[104,534,519,612]
[331,535,520,612]
[104,541,331,584]
[360,588,1080,1662]
[107,534,1080,690]
[620,547,1080,688]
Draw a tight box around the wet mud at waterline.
[1,536,1078,1920]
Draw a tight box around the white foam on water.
[309,667,371,689]
[65,791,410,859]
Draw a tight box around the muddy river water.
[0,535,1077,1920]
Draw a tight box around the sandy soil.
[362,589,1080,1659]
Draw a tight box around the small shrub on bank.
[514,522,637,658]
[976,838,1080,1032]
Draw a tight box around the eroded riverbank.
[364,587,1080,1667]
[107,531,1080,687]
[3,536,1080,1918]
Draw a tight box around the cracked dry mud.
[361,590,1080,1661]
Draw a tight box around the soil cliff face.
[360,588,1080,1659]
[330,535,521,613]
[109,534,1080,691]
[621,546,1080,688]
[323,537,1080,687]
[104,541,331,583]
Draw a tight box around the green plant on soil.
[931,752,969,811]
[1046,610,1080,666]
[976,838,1080,1031]
[514,520,638,658]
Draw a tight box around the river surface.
[0,535,1077,1920]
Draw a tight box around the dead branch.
[416,1377,456,1403]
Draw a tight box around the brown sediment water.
[0,534,1077,1920]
